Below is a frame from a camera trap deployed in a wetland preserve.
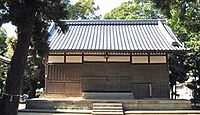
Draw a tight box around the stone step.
[93,106,123,110]
[18,109,92,114]
[92,102,124,115]
[92,111,124,115]
[93,103,122,107]
[93,110,124,112]
[124,110,200,115]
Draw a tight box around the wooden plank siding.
[45,63,170,98]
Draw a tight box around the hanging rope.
[2,92,20,102]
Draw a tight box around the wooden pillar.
[149,83,152,97]
[64,53,66,63]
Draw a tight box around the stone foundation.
[26,98,191,110]
[82,92,134,99]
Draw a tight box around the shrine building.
[44,19,185,99]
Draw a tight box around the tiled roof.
[48,20,185,53]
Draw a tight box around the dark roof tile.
[48,20,185,53]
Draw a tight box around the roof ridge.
[62,19,166,25]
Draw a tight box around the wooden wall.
[45,63,170,98]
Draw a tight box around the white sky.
[2,22,17,38]
[71,0,129,17]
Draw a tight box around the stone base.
[82,92,134,99]
[125,110,200,115]
[26,98,191,110]
[123,99,191,110]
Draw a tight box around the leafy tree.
[104,0,199,99]
[0,62,7,96]
[153,0,200,101]
[22,33,48,98]
[68,0,100,19]
[22,50,45,98]
[0,28,17,97]
[19,0,100,98]
[0,0,100,101]
[104,0,163,19]
[21,14,50,98]
[185,38,200,102]
[169,53,188,99]
[0,28,7,55]
[0,0,69,114]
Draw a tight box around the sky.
[2,0,128,37]
[2,22,17,38]
[71,0,129,17]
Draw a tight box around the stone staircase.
[92,102,124,115]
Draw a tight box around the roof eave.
[49,49,187,54]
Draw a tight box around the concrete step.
[93,106,123,110]
[93,110,123,112]
[92,111,124,115]
[93,103,122,107]
[124,110,200,115]
[18,109,92,114]
[92,102,124,115]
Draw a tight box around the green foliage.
[153,0,200,100]
[104,0,163,19]
[0,28,8,96]
[0,62,7,96]
[0,29,15,96]
[68,0,100,19]
[166,1,200,41]
[22,19,49,97]
[169,53,188,99]
[151,0,200,100]
[23,51,45,98]
[160,0,200,101]
[169,54,188,84]
[185,38,200,101]
[4,37,17,58]
[0,29,17,96]
[0,28,7,55]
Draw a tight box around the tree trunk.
[0,21,33,115]
[28,81,37,98]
